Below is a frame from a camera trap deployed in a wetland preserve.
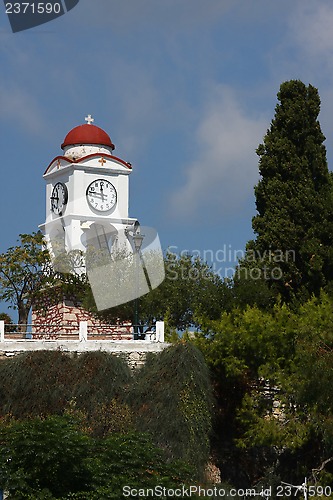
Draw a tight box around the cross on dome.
[85,114,94,125]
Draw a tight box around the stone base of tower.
[32,299,133,340]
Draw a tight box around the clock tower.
[40,116,138,263]
[33,116,141,338]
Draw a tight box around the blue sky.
[1,0,333,318]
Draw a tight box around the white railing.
[0,321,4,342]
[0,320,164,343]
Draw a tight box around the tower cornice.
[44,153,132,176]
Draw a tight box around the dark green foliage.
[194,303,297,486]
[0,232,53,329]
[233,293,333,488]
[71,351,134,437]
[0,415,91,498]
[0,312,13,323]
[0,415,197,499]
[128,342,214,478]
[0,347,214,484]
[86,432,197,499]
[0,312,15,332]
[139,252,232,330]
[84,252,232,331]
[71,351,132,410]
[0,350,76,418]
[232,266,276,310]
[245,80,333,302]
[0,351,132,431]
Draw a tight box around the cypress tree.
[246,80,333,301]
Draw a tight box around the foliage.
[0,233,88,330]
[235,292,333,487]
[127,342,214,479]
[195,301,296,382]
[0,232,53,329]
[244,80,333,303]
[192,302,299,486]
[70,351,133,437]
[0,350,133,436]
[0,350,76,418]
[85,251,232,331]
[0,415,197,499]
[231,264,276,310]
[0,347,214,483]
[0,312,13,323]
[83,432,197,500]
[192,295,333,487]
[0,312,15,332]
[71,351,132,407]
[139,252,232,330]
[0,415,91,498]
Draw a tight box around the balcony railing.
[0,321,165,343]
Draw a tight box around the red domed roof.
[61,123,115,150]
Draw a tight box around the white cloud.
[283,1,333,81]
[282,1,333,168]
[291,3,333,58]
[169,85,267,225]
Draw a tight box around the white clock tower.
[40,116,138,263]
[33,116,165,338]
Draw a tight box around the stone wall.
[32,300,132,340]
[0,340,168,370]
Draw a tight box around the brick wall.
[32,300,132,340]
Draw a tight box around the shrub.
[128,342,214,479]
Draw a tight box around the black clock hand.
[100,183,105,201]
[88,191,104,198]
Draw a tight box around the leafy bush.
[0,415,197,499]
[0,346,214,480]
[0,350,76,417]
[0,351,133,436]
[0,415,91,498]
[128,342,214,479]
[0,312,15,332]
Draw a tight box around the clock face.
[51,182,68,216]
[86,179,117,212]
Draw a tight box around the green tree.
[232,265,275,310]
[84,251,232,331]
[0,347,213,476]
[127,342,214,479]
[236,293,333,489]
[139,252,232,330]
[245,80,333,302]
[193,302,298,487]
[0,232,53,331]
[0,233,89,332]
[0,415,197,499]
[0,312,15,332]
[0,415,91,498]
[0,350,133,438]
